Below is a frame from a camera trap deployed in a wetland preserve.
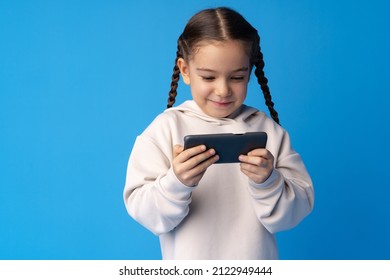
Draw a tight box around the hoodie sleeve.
[247,130,314,234]
[123,127,193,236]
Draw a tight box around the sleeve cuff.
[157,168,194,201]
[249,169,281,189]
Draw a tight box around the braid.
[167,46,181,108]
[254,46,280,125]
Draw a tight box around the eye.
[201,76,215,81]
[231,76,245,81]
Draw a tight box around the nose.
[215,79,231,97]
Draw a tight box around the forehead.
[189,40,250,68]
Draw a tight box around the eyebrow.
[196,67,249,73]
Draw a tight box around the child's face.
[178,40,250,118]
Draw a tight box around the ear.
[177,58,191,85]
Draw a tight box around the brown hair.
[167,7,280,124]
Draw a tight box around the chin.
[208,110,233,118]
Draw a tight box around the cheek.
[191,82,212,97]
[233,84,248,99]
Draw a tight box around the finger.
[177,145,207,163]
[185,153,219,178]
[184,148,217,170]
[240,167,266,184]
[247,148,270,158]
[176,152,219,186]
[173,144,184,158]
[239,154,268,167]
[240,161,261,173]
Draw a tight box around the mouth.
[209,100,233,107]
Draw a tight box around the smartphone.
[183,132,267,164]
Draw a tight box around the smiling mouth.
[209,100,233,106]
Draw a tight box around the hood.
[165,100,259,126]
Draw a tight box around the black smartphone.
[183,132,268,164]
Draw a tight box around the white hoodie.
[123,100,314,259]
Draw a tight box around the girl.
[124,7,314,260]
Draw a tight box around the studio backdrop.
[1,0,389,259]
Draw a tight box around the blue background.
[1,0,389,260]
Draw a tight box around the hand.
[239,149,274,184]
[172,144,219,187]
